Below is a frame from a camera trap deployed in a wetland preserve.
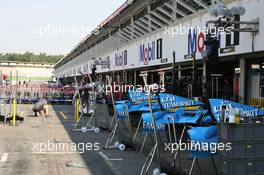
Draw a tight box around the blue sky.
[0,0,125,55]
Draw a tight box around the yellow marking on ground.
[59,112,68,120]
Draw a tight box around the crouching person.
[32,99,49,117]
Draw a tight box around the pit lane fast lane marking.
[59,112,68,120]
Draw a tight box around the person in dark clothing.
[32,99,49,117]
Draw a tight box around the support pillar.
[202,61,207,99]
[239,58,247,104]
[178,65,181,79]
[134,70,137,86]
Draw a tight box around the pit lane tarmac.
[0,104,157,175]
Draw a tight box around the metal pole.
[259,69,261,106]
[172,51,177,94]
[192,53,196,97]
[75,97,79,126]
[216,77,219,98]
[0,70,2,86]
[134,70,137,86]
[202,61,207,100]
[260,65,263,106]
[0,70,2,115]
[141,73,160,169]
[12,70,18,126]
[212,76,214,98]
[9,71,12,115]
[107,75,117,130]
[12,96,16,126]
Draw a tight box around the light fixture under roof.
[230,6,246,16]
[209,3,246,18]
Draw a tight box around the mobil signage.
[115,50,127,66]
[187,26,240,56]
[139,38,162,65]
[101,56,110,69]
[187,28,221,55]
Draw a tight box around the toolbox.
[218,123,264,175]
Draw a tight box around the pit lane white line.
[98,151,122,161]
[0,153,9,162]
[98,152,123,175]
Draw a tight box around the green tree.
[0,52,64,64]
